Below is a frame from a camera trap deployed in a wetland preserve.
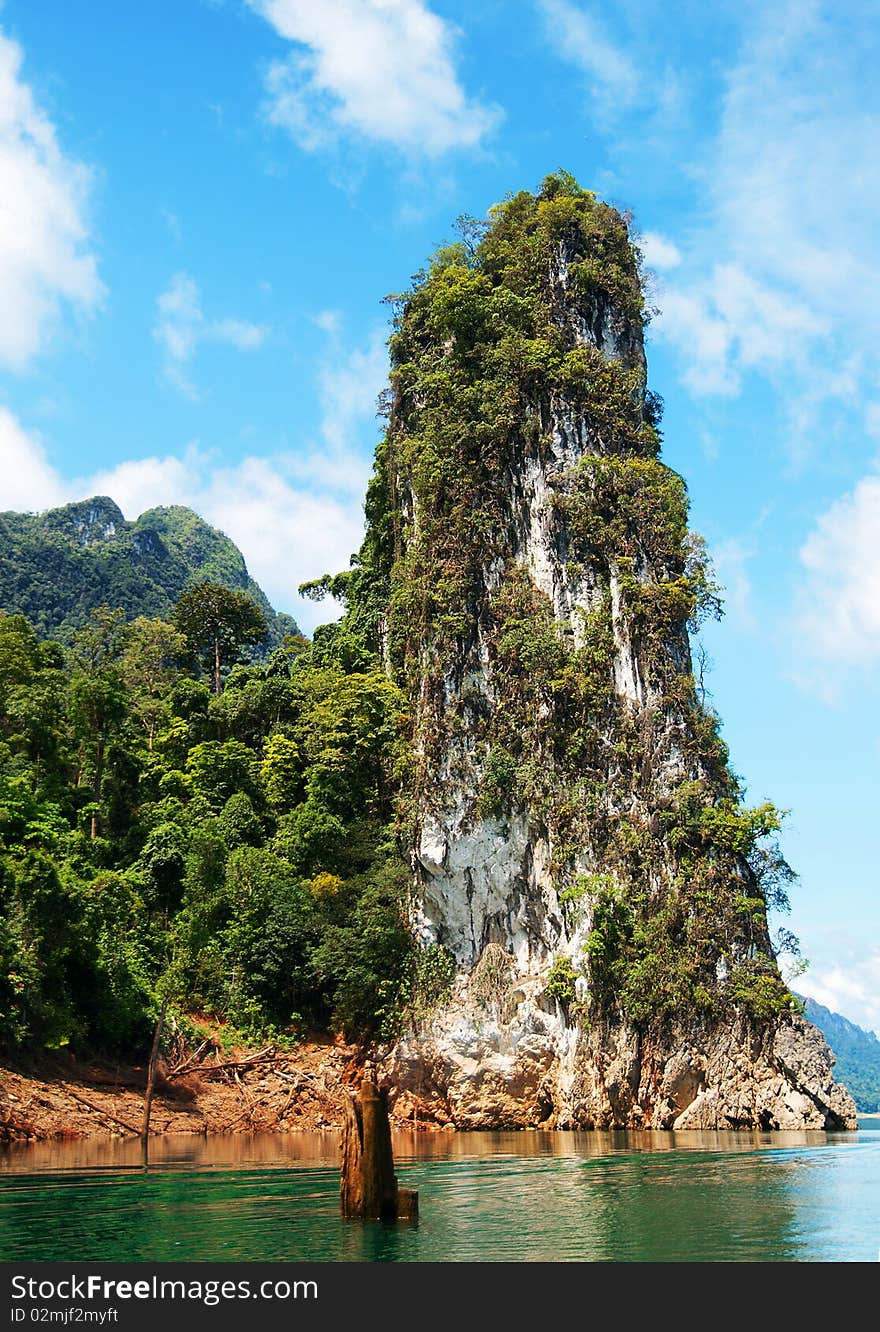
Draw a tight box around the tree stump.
[140,997,168,1165]
[340,1079,418,1222]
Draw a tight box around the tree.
[309,862,415,1038]
[221,847,316,1028]
[0,614,67,790]
[69,608,127,840]
[173,582,267,695]
[260,733,302,811]
[186,739,259,811]
[121,617,187,751]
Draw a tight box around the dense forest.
[0,582,452,1057]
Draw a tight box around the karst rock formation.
[337,173,856,1131]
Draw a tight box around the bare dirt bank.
[0,1040,360,1144]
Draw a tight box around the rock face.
[42,497,125,547]
[356,173,856,1130]
[388,1004,855,1131]
[800,996,880,1112]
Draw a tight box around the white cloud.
[83,451,199,520]
[639,231,681,271]
[708,4,876,329]
[538,0,638,106]
[658,286,737,397]
[0,407,65,511]
[197,458,365,629]
[258,319,388,504]
[658,263,826,397]
[796,464,880,666]
[649,3,880,428]
[0,29,101,370]
[798,948,880,1039]
[154,273,268,397]
[248,0,500,156]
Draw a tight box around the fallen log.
[178,1050,277,1080]
[62,1089,140,1136]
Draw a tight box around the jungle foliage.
[0,592,449,1055]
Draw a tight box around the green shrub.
[544,955,579,1014]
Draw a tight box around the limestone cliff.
[339,173,856,1130]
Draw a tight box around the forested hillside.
[0,588,451,1057]
[0,497,297,648]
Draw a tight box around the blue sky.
[0,0,877,1032]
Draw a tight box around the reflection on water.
[0,1125,861,1175]
[0,1124,877,1262]
[0,1129,344,1175]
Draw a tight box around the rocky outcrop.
[387,1006,856,1131]
[42,496,124,546]
[361,173,857,1131]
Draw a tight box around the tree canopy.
[173,582,268,695]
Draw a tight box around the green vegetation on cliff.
[320,170,798,1027]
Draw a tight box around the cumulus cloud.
[659,263,825,397]
[638,231,681,271]
[248,0,500,156]
[82,451,199,521]
[154,273,268,397]
[0,29,102,369]
[796,464,880,666]
[0,407,66,511]
[649,4,880,419]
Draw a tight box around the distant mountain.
[801,996,880,1112]
[0,497,299,647]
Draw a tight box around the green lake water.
[1,1121,877,1263]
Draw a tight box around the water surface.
[1,1123,877,1262]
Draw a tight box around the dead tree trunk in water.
[140,997,168,1163]
[340,1079,418,1221]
